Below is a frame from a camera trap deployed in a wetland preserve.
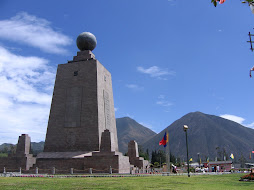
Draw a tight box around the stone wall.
[35,158,84,172]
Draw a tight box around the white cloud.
[156,95,173,107]
[220,114,254,129]
[0,46,55,144]
[246,122,254,129]
[156,100,173,107]
[220,114,245,125]
[137,66,175,79]
[126,113,134,119]
[126,84,144,91]
[158,95,165,99]
[0,12,72,54]
[139,121,154,131]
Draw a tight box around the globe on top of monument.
[76,32,97,51]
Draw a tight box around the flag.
[189,158,193,162]
[250,152,252,160]
[159,132,168,147]
[250,66,254,78]
[207,157,209,163]
[230,153,234,159]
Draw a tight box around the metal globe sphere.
[76,32,97,51]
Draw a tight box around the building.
[204,161,232,172]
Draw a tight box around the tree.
[10,144,16,155]
[153,162,160,168]
[211,0,226,7]
[216,146,220,161]
[151,150,166,165]
[239,154,247,168]
[175,157,181,167]
[3,145,8,153]
[222,148,229,161]
[138,145,149,161]
[150,150,178,166]
[170,153,176,164]
[211,0,254,7]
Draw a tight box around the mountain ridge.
[116,117,157,153]
[142,111,254,161]
[0,117,157,155]
[1,112,253,162]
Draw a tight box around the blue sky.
[0,0,253,144]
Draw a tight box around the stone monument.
[128,140,149,170]
[0,134,36,171]
[36,32,130,173]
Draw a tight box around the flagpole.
[167,130,170,173]
[159,130,170,173]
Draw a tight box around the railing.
[1,166,143,175]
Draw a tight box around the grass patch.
[0,173,253,190]
[0,153,8,157]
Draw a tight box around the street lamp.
[197,153,200,168]
[183,125,190,177]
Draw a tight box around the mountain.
[142,111,254,161]
[30,141,45,155]
[0,117,156,155]
[0,143,14,152]
[0,142,45,156]
[116,117,157,153]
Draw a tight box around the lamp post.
[197,153,200,168]
[183,125,190,177]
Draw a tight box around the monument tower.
[43,32,118,153]
[36,32,131,173]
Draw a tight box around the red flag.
[252,150,254,154]
[159,132,168,147]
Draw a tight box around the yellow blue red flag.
[159,132,168,147]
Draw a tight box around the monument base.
[0,154,36,171]
[35,151,91,172]
[35,150,130,174]
[35,130,131,174]
[84,151,130,174]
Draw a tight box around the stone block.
[128,140,149,170]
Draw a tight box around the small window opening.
[74,71,78,76]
